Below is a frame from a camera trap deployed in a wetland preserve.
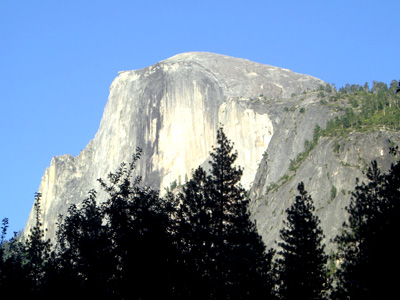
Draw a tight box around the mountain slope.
[24,52,398,250]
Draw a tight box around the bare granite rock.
[25,52,396,250]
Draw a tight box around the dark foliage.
[174,127,275,299]
[1,125,398,299]
[0,194,53,297]
[24,193,52,295]
[275,182,329,300]
[53,149,180,299]
[333,148,400,300]
[53,189,113,297]
[36,134,275,299]
[98,150,178,299]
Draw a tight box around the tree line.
[322,79,400,134]
[0,127,399,299]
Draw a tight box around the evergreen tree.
[0,230,30,296]
[52,149,180,299]
[98,148,177,299]
[54,189,112,297]
[276,182,329,300]
[24,193,52,295]
[176,127,274,299]
[333,148,400,300]
[173,167,215,298]
[0,218,8,289]
[0,193,56,297]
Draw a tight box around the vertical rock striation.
[25,52,327,241]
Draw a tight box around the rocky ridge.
[24,52,397,250]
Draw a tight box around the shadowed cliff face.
[249,114,400,250]
[24,52,340,242]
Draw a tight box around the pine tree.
[98,149,177,299]
[176,127,274,299]
[54,149,181,298]
[24,193,52,295]
[54,189,112,297]
[0,218,8,289]
[276,182,329,300]
[0,230,30,296]
[172,167,215,298]
[333,148,400,300]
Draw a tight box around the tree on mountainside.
[99,149,178,299]
[0,194,53,296]
[54,189,112,297]
[24,193,53,295]
[54,148,179,299]
[333,147,400,300]
[275,182,329,300]
[175,127,275,299]
[0,218,8,289]
[0,227,30,296]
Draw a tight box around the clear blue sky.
[0,0,399,236]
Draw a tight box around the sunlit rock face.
[24,52,326,240]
